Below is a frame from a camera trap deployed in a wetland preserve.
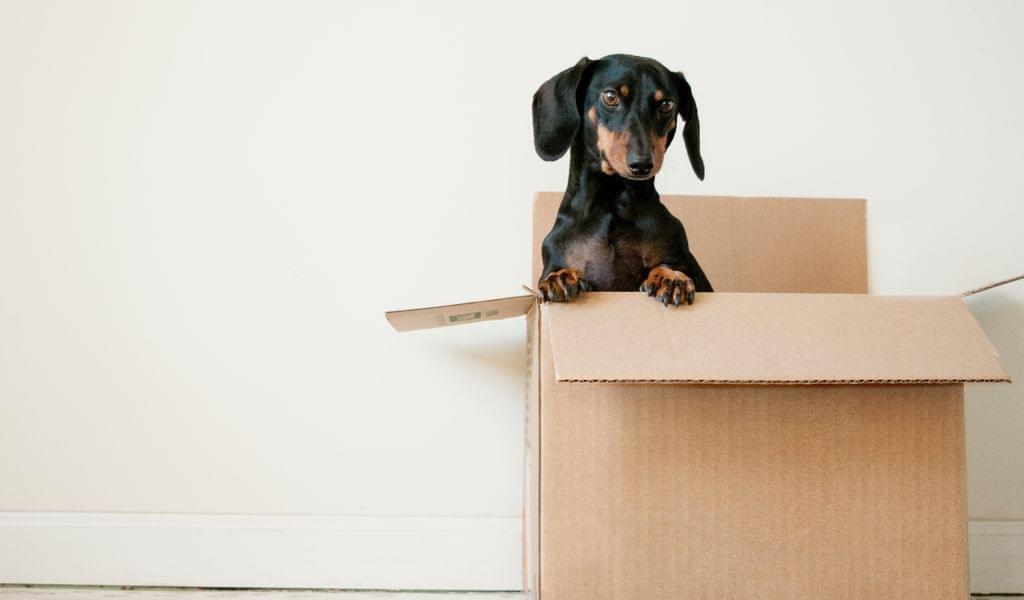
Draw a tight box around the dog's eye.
[658,99,675,115]
[601,90,620,107]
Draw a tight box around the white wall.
[1,0,1022,590]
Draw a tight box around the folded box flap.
[544,292,1010,384]
[386,294,535,332]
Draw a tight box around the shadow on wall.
[407,319,528,394]
[964,287,1024,520]
[442,330,527,385]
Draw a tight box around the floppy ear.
[671,71,705,181]
[532,57,592,161]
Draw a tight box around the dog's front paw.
[640,266,695,306]
[538,268,590,302]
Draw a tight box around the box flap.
[544,292,1010,384]
[962,272,1024,297]
[533,193,868,293]
[386,294,535,332]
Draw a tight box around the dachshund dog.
[533,54,712,306]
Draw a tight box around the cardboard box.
[386,193,1010,599]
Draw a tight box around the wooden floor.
[0,588,1020,599]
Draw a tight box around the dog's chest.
[566,217,649,291]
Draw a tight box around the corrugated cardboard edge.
[522,301,541,597]
[384,294,535,332]
[383,270,1022,328]
[962,272,1024,297]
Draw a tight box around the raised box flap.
[532,193,868,294]
[544,292,1010,384]
[386,294,535,332]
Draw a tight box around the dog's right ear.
[532,57,592,161]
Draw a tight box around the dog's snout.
[627,157,654,177]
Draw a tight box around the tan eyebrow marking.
[619,84,629,97]
[654,89,664,101]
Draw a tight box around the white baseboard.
[969,520,1024,594]
[0,512,522,590]
[2,513,1020,593]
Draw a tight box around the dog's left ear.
[532,57,592,161]
[671,71,705,181]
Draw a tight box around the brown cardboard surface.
[543,291,1010,384]
[532,192,867,293]
[522,305,541,595]
[384,194,994,598]
[527,195,971,598]
[385,294,534,331]
[537,361,969,598]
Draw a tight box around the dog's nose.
[627,158,654,177]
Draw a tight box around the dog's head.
[532,54,704,181]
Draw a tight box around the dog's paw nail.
[539,268,586,303]
[642,267,695,307]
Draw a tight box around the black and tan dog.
[533,54,712,306]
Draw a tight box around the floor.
[0,591,523,600]
[1,591,522,599]
[0,588,1021,599]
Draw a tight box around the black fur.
[532,53,712,306]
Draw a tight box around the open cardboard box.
[386,193,1011,599]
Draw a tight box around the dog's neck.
[563,137,657,219]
